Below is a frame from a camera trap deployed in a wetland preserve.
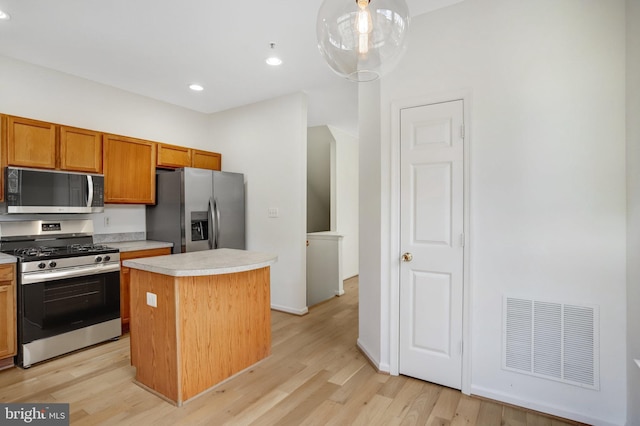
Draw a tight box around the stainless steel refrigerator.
[146,168,245,253]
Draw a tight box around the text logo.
[1,404,69,425]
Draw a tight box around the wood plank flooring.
[0,277,586,425]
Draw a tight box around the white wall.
[307,126,331,233]
[207,93,308,315]
[307,125,359,280]
[0,56,210,150]
[358,81,385,368]
[359,1,628,424]
[627,0,640,424]
[330,126,359,279]
[0,55,212,235]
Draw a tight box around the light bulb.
[355,0,372,55]
[316,0,411,82]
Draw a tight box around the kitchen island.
[123,248,277,406]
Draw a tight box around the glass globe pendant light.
[316,0,410,82]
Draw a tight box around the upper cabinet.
[192,149,221,171]
[157,143,191,169]
[59,126,103,173]
[3,115,103,173]
[157,144,222,171]
[5,116,57,169]
[103,134,156,204]
[0,113,223,204]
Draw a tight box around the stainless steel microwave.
[3,167,105,214]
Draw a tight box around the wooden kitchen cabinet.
[0,264,16,362]
[59,126,103,173]
[157,145,222,171]
[191,149,221,171]
[119,247,171,334]
[5,115,57,169]
[3,115,103,173]
[103,134,157,204]
[157,143,191,168]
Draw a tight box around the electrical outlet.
[104,216,110,227]
[146,292,157,308]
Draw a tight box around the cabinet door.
[59,126,103,173]
[191,150,221,171]
[6,116,57,169]
[119,247,171,334]
[157,143,191,169]
[120,266,131,328]
[0,265,16,359]
[103,135,157,204]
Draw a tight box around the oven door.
[19,270,120,344]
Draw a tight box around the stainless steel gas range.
[0,219,120,368]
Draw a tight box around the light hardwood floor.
[0,277,585,425]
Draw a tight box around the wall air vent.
[503,297,599,390]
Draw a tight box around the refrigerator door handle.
[214,198,221,249]
[208,197,215,249]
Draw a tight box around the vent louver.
[503,297,599,390]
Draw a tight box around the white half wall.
[207,93,308,315]
[627,0,640,424]
[359,1,628,424]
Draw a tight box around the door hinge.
[460,233,465,247]
[460,125,465,139]
[459,341,463,356]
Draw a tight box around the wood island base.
[129,266,271,406]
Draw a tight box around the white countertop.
[105,240,173,252]
[0,253,17,264]
[123,248,277,277]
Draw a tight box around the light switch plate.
[146,292,157,308]
[268,207,279,218]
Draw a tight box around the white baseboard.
[335,289,345,296]
[470,385,623,426]
[270,304,308,316]
[356,338,391,373]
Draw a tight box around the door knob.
[401,252,413,262]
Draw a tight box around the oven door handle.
[21,263,120,285]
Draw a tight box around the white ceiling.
[0,0,462,136]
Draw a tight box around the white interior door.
[399,100,465,389]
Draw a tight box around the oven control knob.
[48,261,57,268]
[104,255,111,262]
[38,262,46,269]
[95,256,103,263]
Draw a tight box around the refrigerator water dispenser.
[191,211,208,241]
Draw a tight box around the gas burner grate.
[68,244,112,252]
[14,247,57,257]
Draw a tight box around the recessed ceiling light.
[266,42,282,66]
[189,84,204,92]
[266,57,282,66]
[0,10,11,20]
